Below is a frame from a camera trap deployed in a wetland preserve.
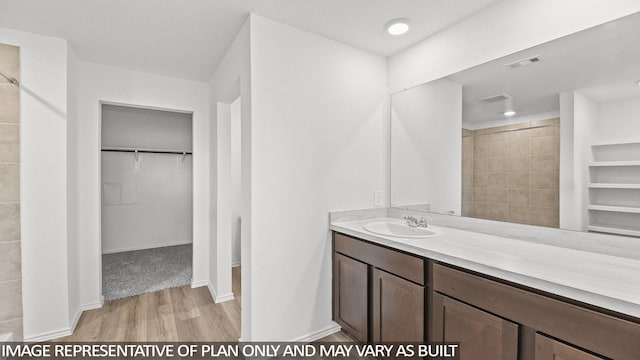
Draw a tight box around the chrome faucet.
[404,215,428,228]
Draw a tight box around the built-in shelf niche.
[588,141,640,237]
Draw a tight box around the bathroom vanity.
[340,12,640,359]
[330,210,640,360]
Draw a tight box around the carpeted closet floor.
[102,244,192,301]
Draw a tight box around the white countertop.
[330,215,640,319]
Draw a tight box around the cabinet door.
[535,333,604,360]
[372,268,424,342]
[432,293,518,360]
[333,253,368,342]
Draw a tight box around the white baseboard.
[0,333,10,360]
[291,322,342,342]
[214,293,235,303]
[239,323,342,343]
[191,280,208,288]
[24,326,73,342]
[208,283,235,303]
[232,261,241,268]
[0,332,12,342]
[24,301,100,343]
[82,299,104,311]
[102,240,192,254]
[46,299,105,343]
[69,308,83,335]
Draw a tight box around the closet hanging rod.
[101,147,192,155]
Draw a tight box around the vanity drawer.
[433,263,640,360]
[333,232,424,285]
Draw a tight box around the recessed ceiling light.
[504,110,516,117]
[636,80,640,87]
[386,19,410,36]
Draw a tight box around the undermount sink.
[363,221,442,238]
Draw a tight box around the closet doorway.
[100,104,193,301]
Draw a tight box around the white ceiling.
[447,11,640,124]
[0,0,499,81]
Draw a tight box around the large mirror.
[390,11,640,234]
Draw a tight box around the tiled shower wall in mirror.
[0,42,22,340]
[462,119,560,227]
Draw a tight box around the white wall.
[390,79,462,214]
[66,43,81,337]
[101,105,193,150]
[559,91,597,231]
[559,92,575,229]
[249,15,387,341]
[595,95,640,143]
[101,153,193,253]
[208,18,251,329]
[572,92,598,231]
[230,97,242,267]
[72,61,209,309]
[0,27,71,341]
[389,0,640,92]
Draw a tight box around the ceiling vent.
[479,93,513,103]
[506,55,543,69]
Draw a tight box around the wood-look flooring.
[55,267,352,342]
[57,267,241,342]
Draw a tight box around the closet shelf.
[101,146,193,155]
[589,161,640,167]
[588,183,640,189]
[588,205,640,214]
[588,224,640,237]
[588,141,640,237]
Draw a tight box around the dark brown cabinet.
[534,334,603,360]
[372,268,424,342]
[432,262,640,360]
[333,231,640,358]
[333,232,425,342]
[431,292,518,360]
[333,253,368,342]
